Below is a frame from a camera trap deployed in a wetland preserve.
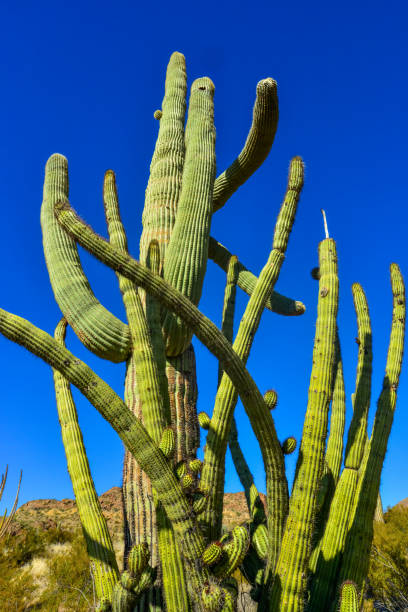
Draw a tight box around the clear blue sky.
[0,0,407,512]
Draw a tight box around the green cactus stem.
[339,582,359,612]
[208,237,305,316]
[336,263,405,596]
[52,318,119,603]
[41,154,130,362]
[163,76,216,356]
[269,237,339,611]
[308,283,372,610]
[212,78,278,212]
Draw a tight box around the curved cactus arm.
[208,237,306,316]
[339,582,359,612]
[212,78,279,212]
[163,77,216,356]
[104,172,190,611]
[269,237,339,612]
[336,263,405,598]
[200,157,303,562]
[41,154,131,362]
[0,468,22,539]
[52,318,120,602]
[308,284,372,610]
[53,198,294,559]
[0,308,213,606]
[139,51,187,268]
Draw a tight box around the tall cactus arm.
[200,157,303,556]
[308,284,372,610]
[52,318,119,602]
[308,330,346,575]
[0,309,215,606]
[139,51,187,267]
[336,263,405,596]
[212,78,279,212]
[208,237,306,316]
[269,237,339,612]
[53,199,290,541]
[104,171,189,611]
[41,154,130,362]
[163,77,216,356]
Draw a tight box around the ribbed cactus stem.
[52,318,119,602]
[269,238,339,611]
[139,51,186,268]
[163,77,216,356]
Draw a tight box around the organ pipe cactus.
[0,51,405,612]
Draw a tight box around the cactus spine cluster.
[0,51,405,612]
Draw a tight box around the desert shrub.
[366,505,408,610]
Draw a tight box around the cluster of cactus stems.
[0,51,405,611]
[0,466,22,540]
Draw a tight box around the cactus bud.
[189,458,203,474]
[192,490,208,515]
[263,389,278,410]
[176,461,187,479]
[281,436,297,455]
[159,427,175,458]
[128,542,149,577]
[202,541,223,565]
[198,411,211,430]
[153,109,162,120]
[181,473,194,489]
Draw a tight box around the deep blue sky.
[0,0,407,512]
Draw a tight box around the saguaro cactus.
[0,52,405,612]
